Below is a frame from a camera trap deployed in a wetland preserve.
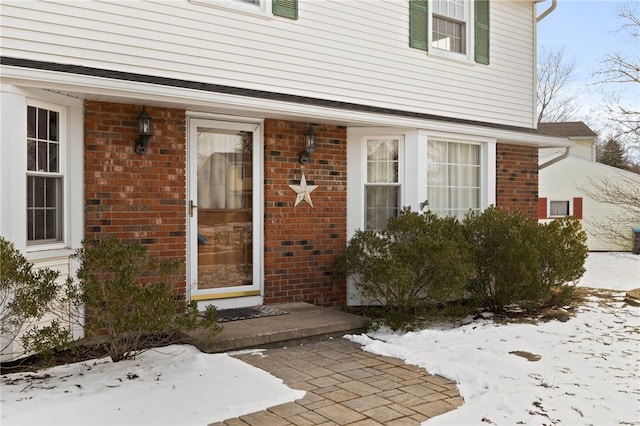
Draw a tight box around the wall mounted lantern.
[299,126,316,164]
[135,107,153,155]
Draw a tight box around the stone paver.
[210,338,461,425]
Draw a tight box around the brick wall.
[84,101,187,294]
[495,143,539,220]
[264,120,347,307]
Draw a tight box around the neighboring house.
[538,122,640,251]
[1,0,567,358]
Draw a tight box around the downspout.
[535,0,558,22]
[539,146,570,169]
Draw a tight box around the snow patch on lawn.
[1,345,304,426]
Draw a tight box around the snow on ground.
[349,252,640,425]
[579,251,639,291]
[1,252,638,426]
[1,346,303,426]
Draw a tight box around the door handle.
[190,200,197,217]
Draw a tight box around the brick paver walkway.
[210,338,462,425]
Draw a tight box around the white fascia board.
[2,65,571,148]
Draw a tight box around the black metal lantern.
[299,126,316,164]
[135,107,153,154]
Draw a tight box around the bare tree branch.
[537,46,580,123]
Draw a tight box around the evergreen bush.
[463,206,588,313]
[535,217,589,305]
[336,209,473,329]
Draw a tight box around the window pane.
[27,140,36,171]
[27,106,36,138]
[34,177,45,207]
[367,139,399,183]
[428,141,480,219]
[38,141,48,172]
[27,176,62,243]
[49,111,59,142]
[550,201,569,217]
[432,16,465,53]
[34,210,45,240]
[49,142,59,173]
[37,108,48,140]
[366,186,399,231]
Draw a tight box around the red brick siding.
[263,120,347,307]
[495,144,539,220]
[84,101,187,295]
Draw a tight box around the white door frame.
[187,117,264,310]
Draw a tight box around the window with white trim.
[26,104,63,244]
[190,0,297,19]
[427,140,481,219]
[365,138,401,231]
[409,0,490,64]
[432,0,467,53]
[549,200,570,218]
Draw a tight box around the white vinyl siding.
[0,0,536,128]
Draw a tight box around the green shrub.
[463,207,588,313]
[67,237,220,362]
[336,209,473,330]
[463,207,542,312]
[536,217,588,305]
[0,237,67,358]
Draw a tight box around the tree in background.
[598,137,629,170]
[537,46,579,123]
[594,4,639,162]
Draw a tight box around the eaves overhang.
[1,57,570,148]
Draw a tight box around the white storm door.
[188,119,262,303]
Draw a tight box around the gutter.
[539,146,571,169]
[534,0,558,22]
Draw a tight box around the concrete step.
[183,302,369,353]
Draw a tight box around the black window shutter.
[409,0,428,51]
[273,0,298,19]
[475,0,490,64]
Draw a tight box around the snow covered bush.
[336,209,473,329]
[0,237,69,358]
[66,237,220,362]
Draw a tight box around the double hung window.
[365,139,400,231]
[427,140,481,219]
[26,104,63,244]
[410,0,490,64]
[193,0,297,19]
[432,0,466,54]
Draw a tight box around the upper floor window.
[410,0,489,64]
[191,0,297,19]
[365,138,401,231]
[432,0,466,54]
[26,104,63,244]
[427,140,481,219]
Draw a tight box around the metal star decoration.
[289,173,319,207]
